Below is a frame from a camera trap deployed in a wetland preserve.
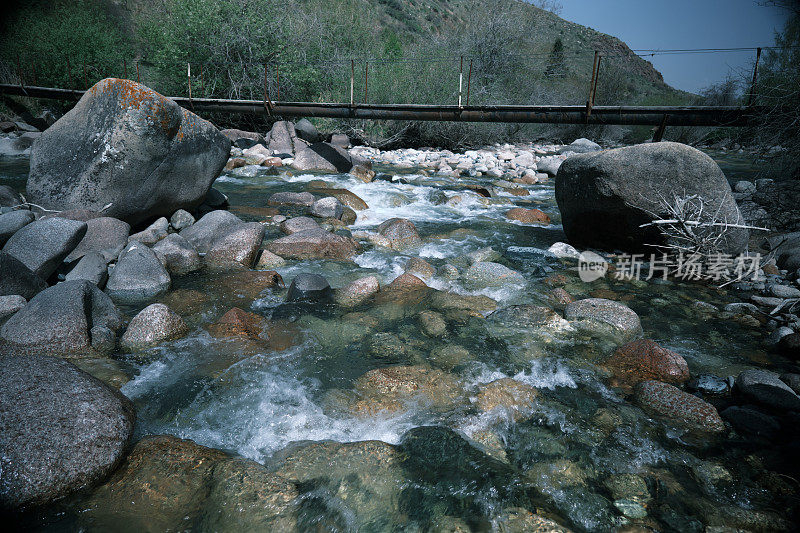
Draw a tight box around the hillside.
[1,0,693,146]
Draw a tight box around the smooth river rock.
[105,243,171,304]
[0,251,47,299]
[65,216,130,263]
[0,280,123,355]
[2,216,87,279]
[180,210,243,253]
[565,298,643,342]
[0,353,134,509]
[121,303,189,350]
[0,209,34,246]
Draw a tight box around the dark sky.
[557,0,789,93]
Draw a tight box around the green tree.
[545,38,566,78]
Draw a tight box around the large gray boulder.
[105,243,171,304]
[0,210,34,246]
[2,217,87,279]
[555,142,748,254]
[0,353,134,510]
[0,280,124,354]
[0,252,47,299]
[26,78,230,226]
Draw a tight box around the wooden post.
[66,57,73,89]
[350,59,355,106]
[585,51,599,122]
[364,62,369,103]
[466,59,473,106]
[16,55,23,89]
[458,56,463,107]
[592,55,602,107]
[747,47,762,107]
[263,63,273,113]
[187,63,192,106]
[653,114,668,142]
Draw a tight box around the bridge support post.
[747,47,762,107]
[585,51,599,123]
[653,114,669,142]
[458,56,463,108]
[466,59,473,106]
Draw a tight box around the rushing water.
[2,146,794,532]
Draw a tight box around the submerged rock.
[26,78,229,225]
[268,439,404,530]
[0,353,134,510]
[1,280,123,355]
[120,303,189,350]
[604,339,690,390]
[474,377,538,421]
[85,435,298,531]
[565,298,642,343]
[462,261,525,289]
[349,365,466,416]
[634,380,725,434]
[268,191,315,207]
[207,307,265,339]
[2,216,87,279]
[555,142,747,254]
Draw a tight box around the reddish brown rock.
[549,287,574,307]
[506,207,550,224]
[508,189,530,197]
[207,307,265,339]
[266,229,359,260]
[386,272,428,291]
[605,339,690,390]
[635,380,725,434]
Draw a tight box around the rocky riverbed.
[2,79,800,532]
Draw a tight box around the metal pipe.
[586,51,599,121]
[0,84,756,127]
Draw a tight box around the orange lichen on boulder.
[89,78,179,137]
[604,338,690,390]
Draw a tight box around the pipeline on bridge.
[0,83,757,129]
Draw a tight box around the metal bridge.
[0,47,766,141]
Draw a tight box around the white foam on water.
[123,341,422,463]
[513,359,578,389]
